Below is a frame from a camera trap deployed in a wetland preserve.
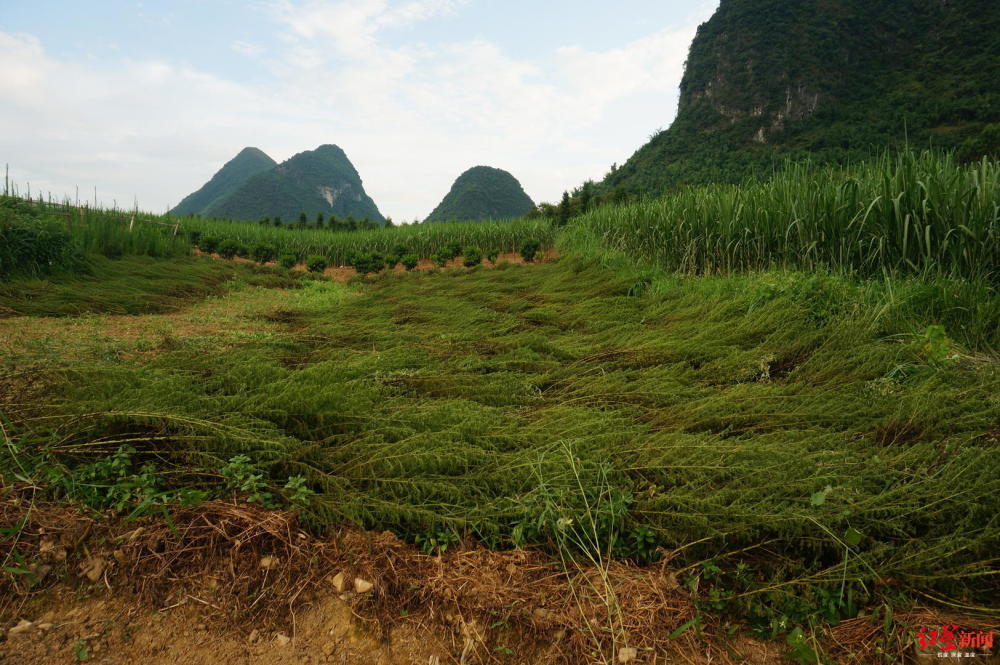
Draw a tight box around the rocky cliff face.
[602,0,1000,194]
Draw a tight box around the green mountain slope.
[203,145,383,223]
[425,166,535,222]
[603,0,1000,195]
[170,147,276,217]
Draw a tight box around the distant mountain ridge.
[171,147,276,217]
[601,0,1000,195]
[172,144,383,223]
[425,166,535,222]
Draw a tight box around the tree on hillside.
[315,212,325,229]
[580,181,594,214]
[556,191,571,227]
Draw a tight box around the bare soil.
[3,497,990,665]
[0,498,785,665]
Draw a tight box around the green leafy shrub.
[251,243,277,264]
[431,248,450,268]
[415,530,459,555]
[386,245,407,268]
[306,255,328,273]
[352,252,385,275]
[198,235,221,254]
[235,244,250,258]
[486,249,499,264]
[279,253,298,269]
[444,241,462,260]
[463,246,483,267]
[220,455,275,508]
[401,253,419,271]
[520,239,540,262]
[218,239,240,259]
[284,475,314,507]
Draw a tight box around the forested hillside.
[602,0,1000,194]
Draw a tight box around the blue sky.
[1,0,719,219]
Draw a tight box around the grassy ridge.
[576,152,999,282]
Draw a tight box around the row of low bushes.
[191,232,544,275]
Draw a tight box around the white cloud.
[271,0,465,58]
[0,2,716,219]
[231,40,264,58]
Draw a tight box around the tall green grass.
[572,151,999,282]
[0,196,80,277]
[69,212,189,260]
[181,217,555,264]
[0,195,189,277]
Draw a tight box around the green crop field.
[2,151,998,663]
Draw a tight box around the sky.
[0,0,720,221]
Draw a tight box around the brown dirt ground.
[3,498,994,665]
[0,498,783,665]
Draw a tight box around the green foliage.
[425,166,535,223]
[400,253,419,271]
[486,249,499,264]
[198,235,221,254]
[920,325,958,366]
[217,239,240,259]
[220,455,276,508]
[415,530,459,555]
[462,247,482,267]
[5,222,1000,646]
[306,255,328,273]
[352,252,385,275]
[431,248,450,268]
[179,215,554,267]
[0,255,291,317]
[385,245,407,269]
[0,197,80,277]
[7,257,997,606]
[251,243,277,264]
[69,444,160,512]
[574,152,1000,283]
[601,0,1000,196]
[279,253,298,269]
[519,239,540,263]
[283,475,314,507]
